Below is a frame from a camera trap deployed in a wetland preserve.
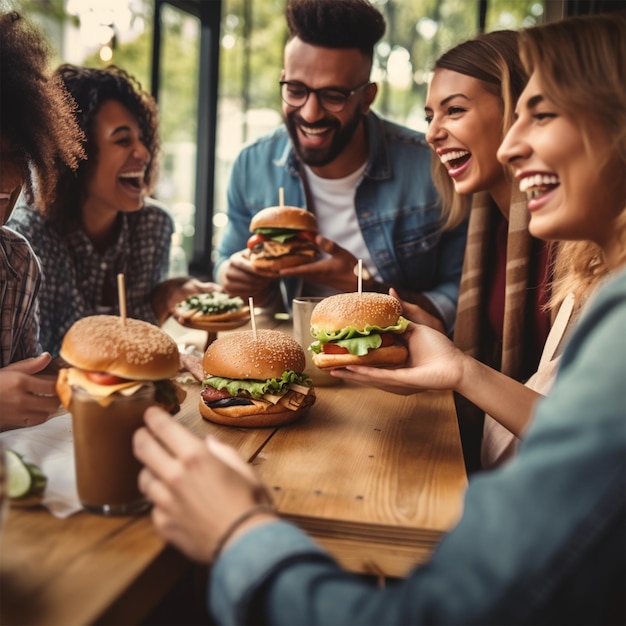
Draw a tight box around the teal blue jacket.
[210,269,626,625]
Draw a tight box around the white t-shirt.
[302,163,380,297]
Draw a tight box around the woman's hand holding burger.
[133,406,277,563]
[331,321,466,394]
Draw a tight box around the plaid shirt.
[0,226,42,366]
[8,199,174,356]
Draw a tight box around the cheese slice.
[280,391,306,411]
[67,368,146,407]
[290,383,312,395]
[262,384,312,408]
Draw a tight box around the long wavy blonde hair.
[430,30,528,230]
[519,13,626,310]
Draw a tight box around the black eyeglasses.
[279,80,371,113]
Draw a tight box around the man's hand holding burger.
[279,235,362,293]
[216,249,281,308]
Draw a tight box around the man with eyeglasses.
[215,0,468,335]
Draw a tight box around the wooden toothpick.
[117,273,127,326]
[249,297,257,340]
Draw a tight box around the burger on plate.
[56,315,186,414]
[247,205,318,271]
[309,292,409,369]
[173,292,250,329]
[200,328,315,427]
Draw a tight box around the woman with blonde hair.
[397,27,616,471]
[421,30,552,472]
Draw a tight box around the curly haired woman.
[0,11,83,429]
[8,64,220,356]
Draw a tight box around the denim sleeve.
[420,218,468,334]
[209,522,336,625]
[208,271,626,625]
[214,155,254,282]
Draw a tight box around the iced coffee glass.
[70,385,154,515]
[293,297,341,387]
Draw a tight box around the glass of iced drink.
[292,297,341,386]
[69,385,155,515]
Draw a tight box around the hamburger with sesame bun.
[309,292,410,369]
[56,315,186,414]
[247,205,319,271]
[200,328,315,427]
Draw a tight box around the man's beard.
[286,108,363,168]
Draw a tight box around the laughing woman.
[0,12,84,429]
[390,30,609,471]
[335,16,625,459]
[421,31,553,472]
[8,64,220,356]
[133,14,625,624]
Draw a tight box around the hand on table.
[332,322,466,395]
[0,353,60,430]
[133,406,276,562]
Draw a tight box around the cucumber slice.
[5,450,47,499]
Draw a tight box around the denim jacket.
[210,269,626,625]
[215,112,468,332]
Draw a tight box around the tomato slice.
[85,371,129,385]
[247,233,268,250]
[322,343,349,354]
[379,332,395,347]
[297,230,317,242]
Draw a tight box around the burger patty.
[251,239,317,259]
[201,386,253,407]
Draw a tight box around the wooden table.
[0,314,467,625]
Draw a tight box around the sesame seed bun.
[249,206,318,233]
[310,292,403,332]
[311,344,408,370]
[59,315,180,381]
[202,328,305,380]
[198,398,301,428]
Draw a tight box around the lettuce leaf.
[310,317,409,356]
[253,227,299,243]
[203,369,312,400]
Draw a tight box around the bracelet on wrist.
[211,503,277,563]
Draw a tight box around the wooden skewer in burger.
[199,300,316,427]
